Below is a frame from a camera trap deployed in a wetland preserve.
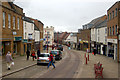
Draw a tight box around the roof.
[96,19,107,28]
[23,16,33,23]
[107,1,120,11]
[59,32,67,39]
[63,33,70,40]
[91,15,107,28]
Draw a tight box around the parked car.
[50,50,62,60]
[57,45,63,51]
[37,53,55,65]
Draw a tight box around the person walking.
[31,49,36,61]
[47,53,55,69]
[6,51,13,70]
[37,49,40,58]
[26,50,30,60]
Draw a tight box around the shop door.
[13,43,17,54]
[2,43,5,55]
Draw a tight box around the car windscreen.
[39,54,49,57]
[50,51,58,55]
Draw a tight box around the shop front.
[107,39,117,60]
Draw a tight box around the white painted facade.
[23,21,34,40]
[97,27,107,44]
[65,33,77,43]
[43,26,54,46]
[91,28,97,42]
[34,30,40,42]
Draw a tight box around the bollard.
[86,57,87,64]
[84,53,86,58]
[88,53,89,61]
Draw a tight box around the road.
[4,46,83,78]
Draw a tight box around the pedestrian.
[31,49,36,61]
[26,50,30,60]
[6,51,13,70]
[47,53,55,69]
[37,49,40,58]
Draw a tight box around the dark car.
[57,45,63,51]
[50,50,62,60]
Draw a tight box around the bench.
[94,63,103,78]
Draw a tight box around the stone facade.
[1,2,24,56]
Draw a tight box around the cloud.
[14,0,118,32]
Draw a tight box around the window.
[115,25,117,35]
[17,18,19,30]
[110,27,111,35]
[105,28,107,34]
[25,22,27,29]
[3,12,5,28]
[13,16,15,29]
[108,28,109,36]
[8,14,11,28]
[112,26,114,35]
[47,32,49,34]
[112,11,114,19]
[98,29,99,35]
[110,13,111,20]
[108,14,109,21]
[25,32,27,39]
[115,8,117,17]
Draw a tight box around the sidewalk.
[77,50,118,78]
[1,48,52,78]
[2,55,37,77]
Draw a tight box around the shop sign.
[14,37,22,41]
[83,40,88,43]
[80,41,83,44]
[28,34,33,39]
[13,32,17,35]
[22,39,28,43]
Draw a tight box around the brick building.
[1,2,24,56]
[107,1,120,60]
[77,29,91,51]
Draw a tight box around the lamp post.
[45,30,48,53]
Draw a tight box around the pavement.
[1,47,119,79]
[75,50,118,78]
[1,48,53,78]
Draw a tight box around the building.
[31,18,44,52]
[64,33,77,49]
[91,15,107,52]
[107,1,120,60]
[96,19,107,55]
[43,26,54,47]
[77,29,91,51]
[1,2,24,56]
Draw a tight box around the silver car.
[37,53,55,65]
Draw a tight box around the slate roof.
[96,19,107,28]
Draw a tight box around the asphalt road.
[4,46,82,78]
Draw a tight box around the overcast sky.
[14,0,118,32]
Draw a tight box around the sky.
[13,0,118,32]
